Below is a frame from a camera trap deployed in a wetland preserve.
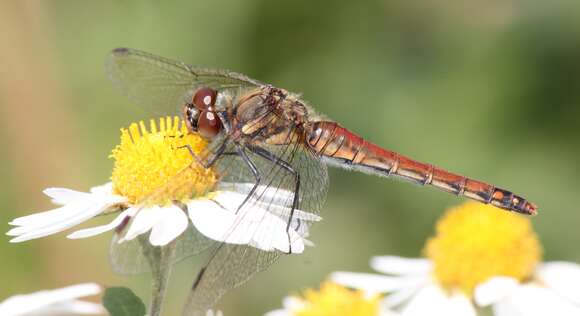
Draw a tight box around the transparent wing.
[109,223,215,275]
[105,47,264,115]
[182,135,329,315]
[183,244,278,316]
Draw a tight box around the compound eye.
[193,87,217,110]
[197,110,222,138]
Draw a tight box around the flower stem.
[139,236,176,316]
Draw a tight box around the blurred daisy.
[7,117,318,253]
[206,310,223,316]
[331,202,580,316]
[0,283,104,316]
[265,281,396,316]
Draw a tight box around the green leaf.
[103,287,147,316]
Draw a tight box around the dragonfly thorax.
[232,87,310,146]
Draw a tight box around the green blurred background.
[1,0,580,314]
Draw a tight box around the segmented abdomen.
[305,121,537,215]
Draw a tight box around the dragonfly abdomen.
[305,121,537,215]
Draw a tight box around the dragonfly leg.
[248,146,300,255]
[177,144,205,166]
[178,141,262,215]
[177,138,230,169]
[234,146,262,215]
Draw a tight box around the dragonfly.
[106,47,537,315]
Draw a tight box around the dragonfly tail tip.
[526,202,538,216]
[517,201,538,216]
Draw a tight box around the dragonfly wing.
[183,244,279,316]
[105,48,264,115]
[182,135,329,315]
[109,222,215,275]
[109,232,150,275]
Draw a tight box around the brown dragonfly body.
[305,121,536,215]
[229,86,536,216]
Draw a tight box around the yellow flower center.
[424,202,542,296]
[292,282,381,316]
[110,116,217,205]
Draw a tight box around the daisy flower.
[331,202,580,316]
[265,281,396,316]
[0,283,104,316]
[7,117,318,253]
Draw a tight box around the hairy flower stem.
[139,236,176,316]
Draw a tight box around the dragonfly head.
[184,87,223,139]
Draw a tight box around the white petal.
[491,300,521,316]
[5,182,128,243]
[253,184,294,203]
[383,281,426,307]
[43,188,91,205]
[474,277,519,307]
[9,202,89,227]
[210,191,269,219]
[249,217,304,253]
[378,301,400,316]
[217,182,294,205]
[400,284,475,316]
[8,184,125,242]
[330,272,425,293]
[188,198,249,244]
[370,256,432,276]
[0,283,101,316]
[281,296,305,310]
[400,284,447,316]
[266,205,322,222]
[89,182,114,195]
[44,282,101,300]
[498,284,580,316]
[34,300,105,315]
[210,191,310,252]
[214,184,321,222]
[188,194,306,253]
[9,202,108,243]
[263,309,291,316]
[149,205,188,246]
[537,261,580,305]
[447,292,476,316]
[123,206,163,241]
[67,208,133,239]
